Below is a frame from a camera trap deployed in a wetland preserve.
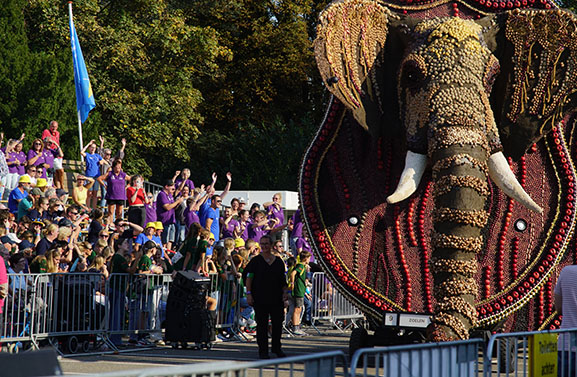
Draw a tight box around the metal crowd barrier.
[66,350,348,377]
[350,339,483,377]
[484,327,577,377]
[107,273,172,346]
[311,272,365,332]
[208,272,243,335]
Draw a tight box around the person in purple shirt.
[27,138,46,173]
[4,135,25,195]
[289,209,304,254]
[173,168,195,195]
[263,193,285,228]
[145,192,157,223]
[220,207,239,239]
[81,140,104,209]
[248,210,276,243]
[97,158,131,225]
[183,185,209,232]
[234,209,251,241]
[41,139,63,184]
[156,180,187,251]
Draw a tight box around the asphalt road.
[58,324,352,375]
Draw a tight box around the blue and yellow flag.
[69,11,95,123]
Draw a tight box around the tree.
[0,0,77,151]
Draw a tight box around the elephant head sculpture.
[310,0,577,341]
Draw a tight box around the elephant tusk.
[488,152,543,213]
[387,151,427,204]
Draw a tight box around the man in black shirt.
[245,235,288,359]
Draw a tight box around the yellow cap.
[209,232,215,240]
[153,221,164,230]
[145,222,156,229]
[234,238,245,248]
[19,175,31,184]
[35,178,47,187]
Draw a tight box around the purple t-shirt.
[145,202,157,223]
[266,204,284,227]
[104,170,127,201]
[295,237,314,262]
[248,224,268,243]
[6,152,18,174]
[238,220,250,241]
[27,149,45,168]
[14,151,26,175]
[291,209,303,238]
[174,178,195,192]
[156,190,175,225]
[40,150,56,178]
[184,207,200,229]
[221,218,238,239]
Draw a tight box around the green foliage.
[4,0,332,189]
[0,0,77,151]
[187,115,318,190]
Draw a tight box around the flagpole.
[68,2,84,159]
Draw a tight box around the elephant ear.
[487,9,577,160]
[313,0,401,133]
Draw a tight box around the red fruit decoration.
[301,0,576,338]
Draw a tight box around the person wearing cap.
[153,221,164,239]
[22,165,38,187]
[156,180,187,251]
[238,197,247,211]
[8,175,31,215]
[55,188,68,202]
[134,222,163,255]
[17,187,42,221]
[35,178,48,192]
[234,237,245,251]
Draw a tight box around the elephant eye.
[402,62,426,90]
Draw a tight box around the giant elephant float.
[299,0,577,341]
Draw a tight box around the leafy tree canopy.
[3,0,331,189]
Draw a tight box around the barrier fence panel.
[484,328,577,377]
[107,273,172,345]
[1,273,35,349]
[350,339,482,377]
[310,273,364,332]
[65,350,348,377]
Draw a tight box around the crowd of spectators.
[0,122,316,346]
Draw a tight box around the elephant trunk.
[427,124,490,341]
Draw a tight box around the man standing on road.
[244,235,288,359]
